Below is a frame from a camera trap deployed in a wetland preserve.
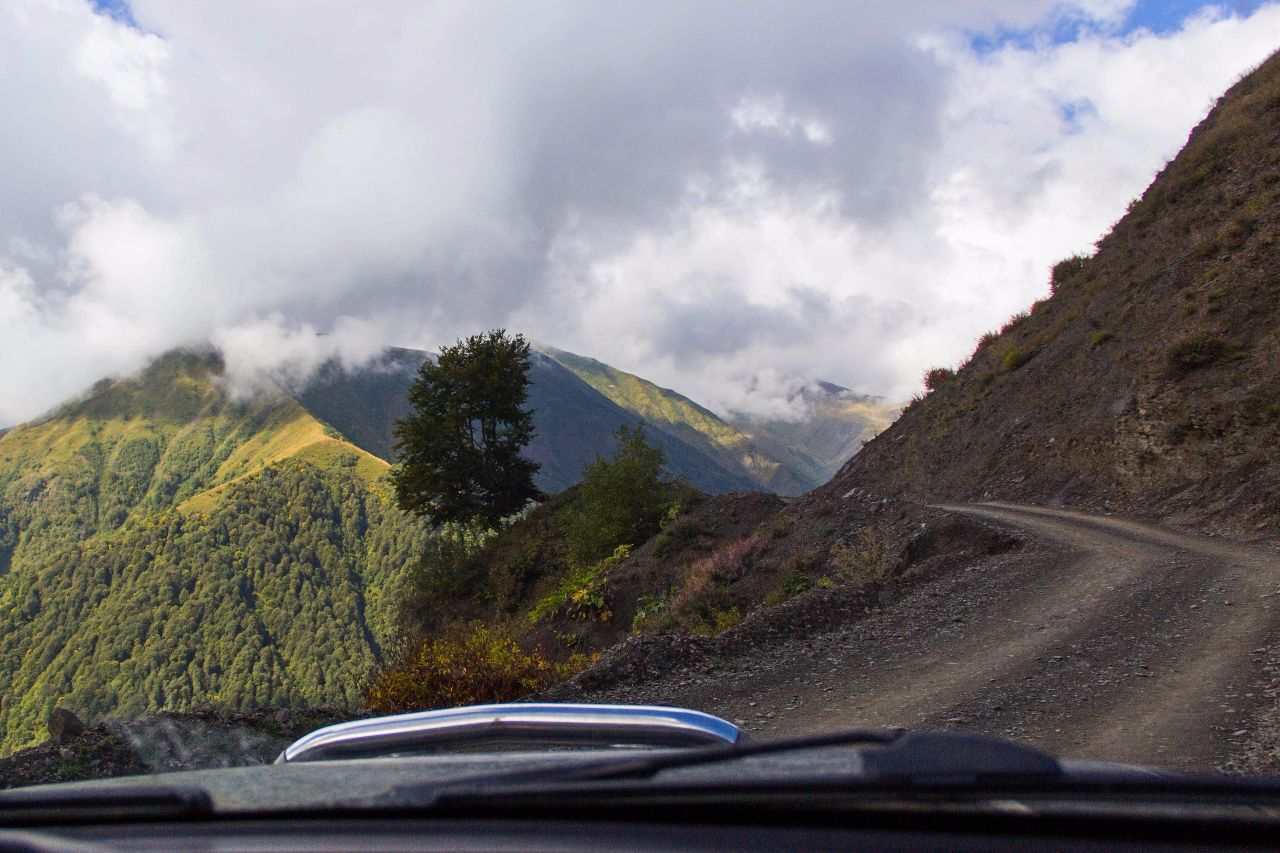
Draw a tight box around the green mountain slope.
[295,348,758,495]
[0,343,760,752]
[0,352,425,753]
[540,347,898,494]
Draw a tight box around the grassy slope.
[539,346,824,495]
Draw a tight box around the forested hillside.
[0,342,779,753]
[0,352,426,752]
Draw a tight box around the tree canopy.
[392,330,541,527]
[564,423,672,568]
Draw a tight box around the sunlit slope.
[541,347,897,494]
[733,382,901,485]
[295,347,758,495]
[0,351,420,754]
[0,350,388,529]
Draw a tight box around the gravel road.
[567,503,1280,771]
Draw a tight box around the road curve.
[593,503,1280,769]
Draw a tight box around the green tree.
[392,329,541,527]
[564,423,671,568]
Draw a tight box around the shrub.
[783,565,814,595]
[1167,333,1229,375]
[527,545,627,624]
[630,592,670,634]
[1050,254,1091,294]
[650,511,713,558]
[668,532,767,617]
[397,522,495,632]
[1000,311,1030,335]
[692,607,742,636]
[830,525,894,583]
[562,424,673,568]
[1090,331,1114,347]
[1002,346,1031,371]
[923,367,955,392]
[365,622,584,714]
[763,563,816,606]
[973,331,1000,357]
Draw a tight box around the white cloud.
[0,0,1277,425]
[731,94,834,145]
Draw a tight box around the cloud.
[0,0,1277,425]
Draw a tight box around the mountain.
[0,341,796,752]
[538,347,897,495]
[293,347,757,495]
[0,351,427,753]
[729,381,900,487]
[821,49,1280,536]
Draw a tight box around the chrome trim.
[276,703,742,763]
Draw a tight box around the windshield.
[1,0,1279,797]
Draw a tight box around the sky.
[1,1,1278,425]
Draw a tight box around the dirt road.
[572,503,1280,770]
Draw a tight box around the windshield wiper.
[537,727,911,784]
[383,728,904,804]
[0,784,212,826]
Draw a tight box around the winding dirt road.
[582,503,1280,770]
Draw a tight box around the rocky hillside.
[530,49,1280,716]
[827,50,1280,537]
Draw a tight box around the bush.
[397,522,495,632]
[1050,254,1090,294]
[1000,311,1030,335]
[830,525,894,583]
[1002,346,1031,371]
[923,367,955,392]
[630,592,670,634]
[650,510,713,558]
[527,545,627,624]
[364,622,583,714]
[1090,331,1114,347]
[691,607,742,637]
[668,532,768,621]
[1167,333,1229,375]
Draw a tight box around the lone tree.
[393,329,542,527]
[564,423,672,568]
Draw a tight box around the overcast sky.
[1,0,1278,425]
